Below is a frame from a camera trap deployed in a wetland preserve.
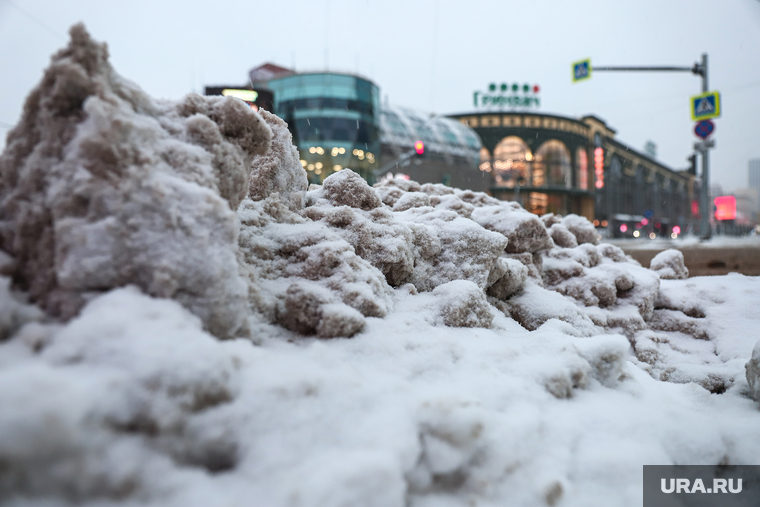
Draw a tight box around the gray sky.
[1,0,759,192]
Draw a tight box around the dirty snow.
[0,25,759,507]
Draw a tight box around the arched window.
[493,136,531,188]
[533,140,571,188]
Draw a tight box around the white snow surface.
[0,25,760,507]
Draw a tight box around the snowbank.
[0,25,759,507]
[0,24,271,339]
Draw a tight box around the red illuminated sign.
[594,147,604,188]
[714,196,736,221]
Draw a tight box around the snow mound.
[432,280,495,328]
[471,205,552,254]
[248,109,307,210]
[650,249,689,280]
[561,213,599,245]
[0,24,271,339]
[238,196,392,337]
[306,172,509,293]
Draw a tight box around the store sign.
[714,196,736,221]
[473,83,540,109]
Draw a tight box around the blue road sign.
[690,91,720,121]
[694,120,715,139]
[572,59,591,83]
[644,210,654,219]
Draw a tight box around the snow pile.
[650,248,689,280]
[237,195,391,338]
[0,24,271,339]
[247,109,307,210]
[305,173,510,293]
[1,25,760,507]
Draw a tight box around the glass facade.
[267,73,380,183]
[379,105,481,165]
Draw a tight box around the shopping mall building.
[450,111,697,236]
[206,67,697,238]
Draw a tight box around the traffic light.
[687,153,697,175]
[414,140,425,156]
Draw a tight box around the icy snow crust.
[1,26,760,507]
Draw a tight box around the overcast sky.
[1,0,759,192]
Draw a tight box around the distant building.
[450,112,695,236]
[265,71,382,183]
[224,64,483,187]
[750,158,760,194]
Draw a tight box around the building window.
[527,192,548,214]
[534,140,571,188]
[576,147,588,190]
[479,147,492,172]
[493,136,531,188]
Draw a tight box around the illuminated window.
[533,140,571,188]
[493,136,531,186]
[527,192,548,214]
[479,147,492,172]
[576,147,588,190]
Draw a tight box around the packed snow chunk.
[498,281,597,335]
[301,200,417,287]
[419,183,455,196]
[548,223,578,248]
[471,206,551,253]
[304,195,507,292]
[427,193,474,218]
[392,191,431,212]
[747,340,760,402]
[540,212,562,228]
[373,178,421,207]
[613,263,661,321]
[317,303,367,338]
[648,308,709,341]
[248,109,308,210]
[486,257,529,300]
[238,197,392,330]
[398,208,509,292]
[561,214,599,245]
[504,252,543,282]
[0,25,271,339]
[454,189,504,208]
[650,249,689,280]
[574,335,630,387]
[432,280,495,328]
[276,281,365,338]
[321,169,382,210]
[596,243,629,263]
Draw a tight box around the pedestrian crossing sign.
[690,91,720,121]
[572,59,592,83]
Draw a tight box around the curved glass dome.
[380,105,481,163]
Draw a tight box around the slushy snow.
[0,25,759,507]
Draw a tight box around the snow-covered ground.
[1,25,759,507]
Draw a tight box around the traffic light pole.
[372,147,418,182]
[593,54,711,239]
